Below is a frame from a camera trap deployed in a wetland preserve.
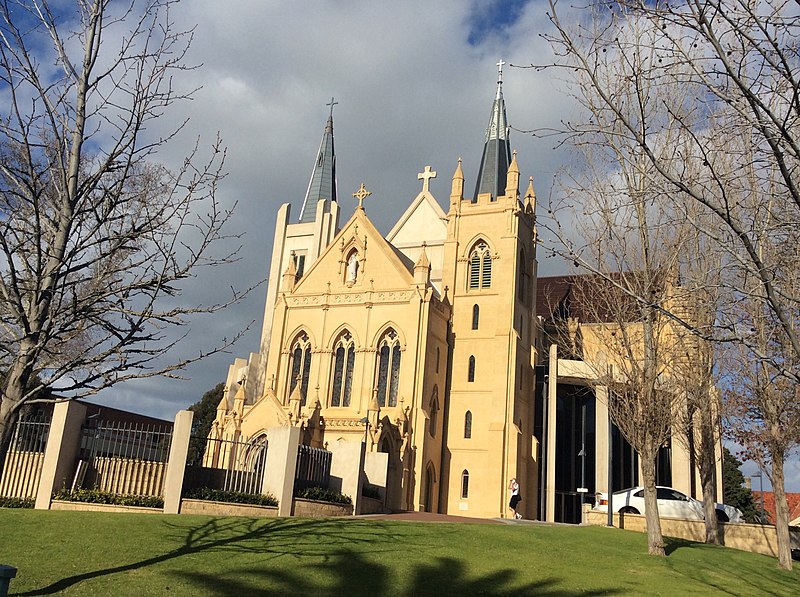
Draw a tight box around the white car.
[593,486,744,523]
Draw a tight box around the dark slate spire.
[299,98,338,223]
[472,61,511,202]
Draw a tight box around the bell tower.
[440,62,539,518]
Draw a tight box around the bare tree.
[535,10,710,556]
[0,0,248,471]
[536,0,799,568]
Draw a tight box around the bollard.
[0,565,17,597]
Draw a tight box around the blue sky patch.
[467,0,531,46]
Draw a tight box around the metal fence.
[295,444,331,492]
[0,414,51,499]
[74,420,173,496]
[184,433,269,495]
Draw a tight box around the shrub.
[295,486,352,505]
[0,496,34,509]
[53,488,164,509]
[182,487,278,507]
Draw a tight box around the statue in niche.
[347,252,359,283]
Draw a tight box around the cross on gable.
[417,165,437,195]
[353,183,372,209]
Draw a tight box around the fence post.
[262,426,300,517]
[328,438,365,515]
[35,401,87,510]
[163,410,193,514]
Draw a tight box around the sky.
[91,0,567,417]
[47,0,797,492]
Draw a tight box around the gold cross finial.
[353,183,372,209]
[417,165,437,195]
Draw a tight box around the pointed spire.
[505,149,520,199]
[299,99,338,223]
[414,243,431,285]
[473,61,511,202]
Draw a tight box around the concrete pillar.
[328,438,366,515]
[262,425,300,517]
[595,386,609,494]
[35,401,87,510]
[163,410,193,514]
[545,343,558,522]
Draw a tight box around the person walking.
[509,478,522,519]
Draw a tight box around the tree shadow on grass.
[15,516,619,596]
[15,517,397,596]
[170,551,619,597]
[663,537,798,596]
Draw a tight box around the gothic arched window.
[288,332,312,406]
[468,241,492,289]
[464,410,472,439]
[429,391,439,438]
[330,331,356,407]
[472,304,480,330]
[376,328,401,407]
[461,470,470,499]
[468,355,475,382]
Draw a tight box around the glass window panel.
[464,411,472,439]
[343,345,355,407]
[461,470,469,499]
[389,345,401,407]
[290,347,302,394]
[301,347,311,406]
[377,345,390,407]
[331,346,344,407]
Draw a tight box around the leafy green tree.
[722,447,761,523]
[187,383,225,463]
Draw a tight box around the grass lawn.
[0,510,797,596]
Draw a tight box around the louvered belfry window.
[468,241,491,289]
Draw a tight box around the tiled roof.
[757,491,800,526]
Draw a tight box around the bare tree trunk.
[698,404,719,543]
[640,450,665,556]
[0,398,21,476]
[770,450,793,570]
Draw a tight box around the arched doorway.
[424,465,436,513]
[380,434,402,511]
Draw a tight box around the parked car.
[593,486,744,523]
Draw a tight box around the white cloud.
[84,0,566,416]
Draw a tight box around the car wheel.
[715,510,729,523]
[620,507,639,515]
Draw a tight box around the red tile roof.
[757,492,800,525]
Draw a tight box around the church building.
[209,64,718,522]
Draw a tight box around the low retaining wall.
[585,510,800,557]
[179,499,278,518]
[359,496,388,515]
[293,498,352,517]
[51,500,162,515]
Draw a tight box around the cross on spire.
[417,165,437,195]
[326,97,338,117]
[497,59,505,83]
[353,183,372,209]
